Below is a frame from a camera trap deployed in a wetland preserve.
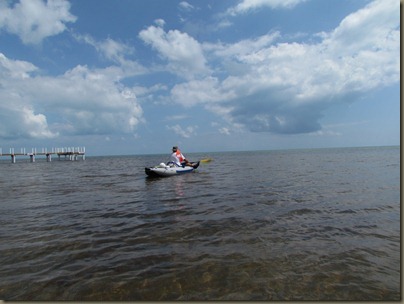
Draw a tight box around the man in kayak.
[170,146,197,168]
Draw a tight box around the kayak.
[145,161,200,177]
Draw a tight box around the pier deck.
[0,147,86,163]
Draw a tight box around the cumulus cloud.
[0,106,57,139]
[170,0,399,134]
[0,0,76,44]
[226,0,307,16]
[0,53,37,78]
[171,76,235,107]
[0,53,144,139]
[139,22,209,79]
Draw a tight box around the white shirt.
[170,151,185,166]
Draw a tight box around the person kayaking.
[169,146,199,168]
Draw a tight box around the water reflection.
[174,176,185,199]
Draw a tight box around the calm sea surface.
[0,146,400,300]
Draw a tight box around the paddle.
[200,158,212,163]
[162,158,212,168]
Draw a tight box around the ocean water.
[0,146,400,300]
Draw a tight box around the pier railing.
[0,147,86,163]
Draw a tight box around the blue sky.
[0,0,400,156]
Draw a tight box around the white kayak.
[145,161,200,177]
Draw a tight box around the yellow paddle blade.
[200,158,212,163]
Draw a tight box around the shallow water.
[0,146,400,300]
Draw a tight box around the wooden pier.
[0,147,85,163]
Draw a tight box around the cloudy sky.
[0,0,400,155]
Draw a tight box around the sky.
[0,0,400,156]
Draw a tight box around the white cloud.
[170,0,399,134]
[165,115,189,121]
[226,0,307,16]
[323,0,398,56]
[166,124,198,138]
[0,53,37,78]
[179,1,195,11]
[217,19,233,29]
[203,32,280,59]
[0,105,57,139]
[0,53,144,139]
[171,77,234,107]
[310,129,342,137]
[132,84,168,99]
[139,24,209,79]
[0,0,76,44]
[219,127,231,135]
[92,37,133,63]
[73,34,147,77]
[154,18,166,27]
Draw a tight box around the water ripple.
[0,147,400,300]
